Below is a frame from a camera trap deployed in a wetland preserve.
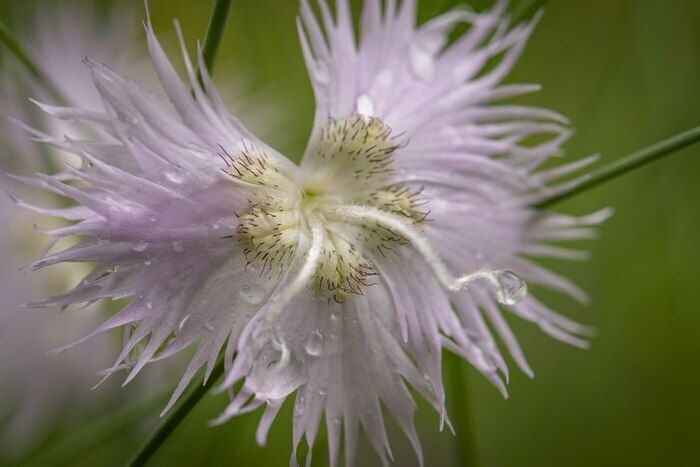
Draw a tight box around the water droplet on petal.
[304,329,324,357]
[294,396,306,416]
[172,241,184,252]
[212,220,222,229]
[318,388,327,396]
[146,300,153,310]
[164,170,184,184]
[495,270,528,306]
[410,45,434,81]
[356,94,374,116]
[178,314,190,331]
[239,285,265,305]
[143,259,152,266]
[132,241,149,252]
[315,60,329,84]
[205,319,216,331]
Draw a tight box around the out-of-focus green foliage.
[1,0,698,465]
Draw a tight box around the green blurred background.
[2,0,699,465]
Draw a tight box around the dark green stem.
[446,352,479,467]
[126,359,226,467]
[536,125,700,209]
[0,18,70,106]
[196,0,233,86]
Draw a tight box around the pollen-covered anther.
[314,232,377,302]
[367,183,428,222]
[306,115,405,194]
[237,207,299,277]
[221,144,289,190]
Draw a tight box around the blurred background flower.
[0,0,698,466]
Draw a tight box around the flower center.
[225,115,425,302]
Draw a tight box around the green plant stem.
[446,352,479,467]
[196,0,233,86]
[127,359,226,467]
[0,18,69,106]
[22,387,171,467]
[536,125,700,209]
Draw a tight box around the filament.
[334,204,527,304]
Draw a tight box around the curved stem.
[127,359,225,467]
[0,19,70,106]
[536,125,700,208]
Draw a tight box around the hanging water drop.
[495,270,528,306]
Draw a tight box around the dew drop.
[212,220,222,229]
[146,300,153,310]
[143,259,152,266]
[356,94,374,116]
[304,329,324,357]
[409,45,434,81]
[172,241,184,252]
[178,314,190,331]
[318,388,327,396]
[239,285,265,305]
[495,270,528,306]
[315,60,329,84]
[294,396,306,416]
[205,319,216,331]
[131,241,149,252]
[164,170,184,184]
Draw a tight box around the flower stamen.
[334,204,528,305]
[265,215,326,370]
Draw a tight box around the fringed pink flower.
[13,1,608,465]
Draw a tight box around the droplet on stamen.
[495,270,528,306]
